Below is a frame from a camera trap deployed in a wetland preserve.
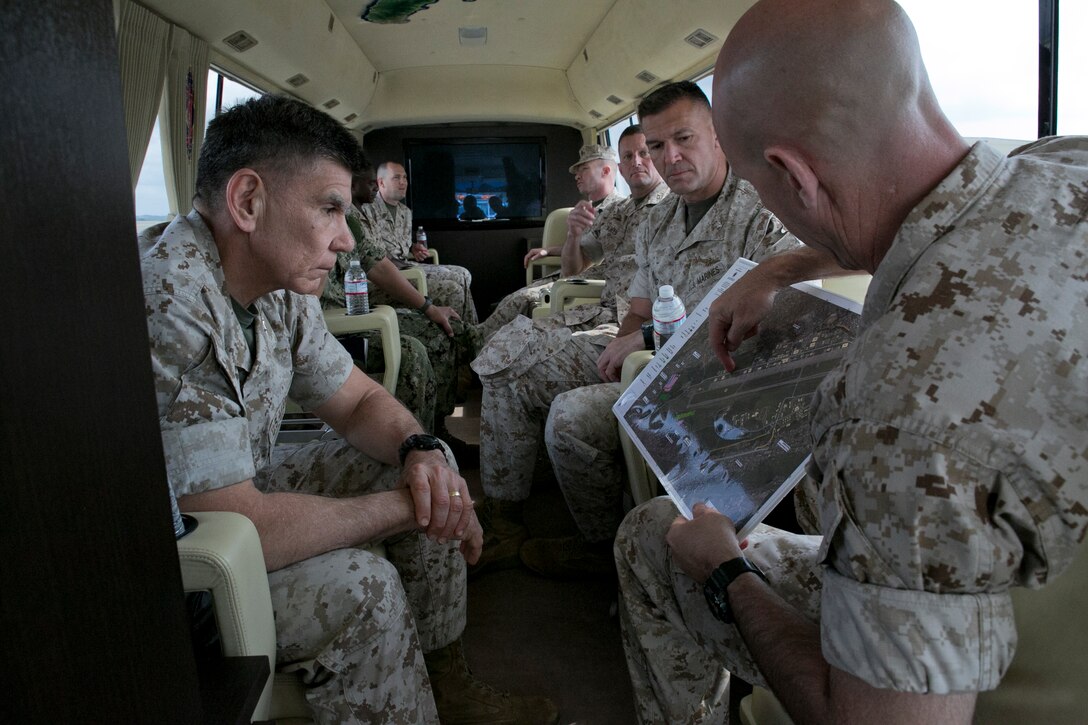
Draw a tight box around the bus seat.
[526,207,572,285]
[530,278,606,319]
[818,273,871,304]
[177,511,386,724]
[401,266,429,295]
[619,350,660,506]
[322,304,401,395]
[281,305,402,444]
[738,543,1088,725]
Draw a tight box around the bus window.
[1059,2,1088,134]
[898,0,1036,141]
[135,68,263,228]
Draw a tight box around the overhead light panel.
[344,113,358,123]
[323,99,341,110]
[606,95,623,105]
[684,28,718,49]
[588,110,603,119]
[459,26,487,46]
[636,70,659,84]
[223,30,258,53]
[286,73,310,87]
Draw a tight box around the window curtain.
[160,26,208,215]
[117,0,168,186]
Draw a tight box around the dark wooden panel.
[0,1,201,721]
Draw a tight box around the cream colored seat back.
[322,304,402,395]
[177,511,389,723]
[525,207,572,285]
[619,350,659,506]
[401,266,429,295]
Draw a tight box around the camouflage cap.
[569,144,618,173]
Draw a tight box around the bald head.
[713,0,968,271]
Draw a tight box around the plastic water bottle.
[415,226,428,247]
[652,284,686,351]
[345,260,370,315]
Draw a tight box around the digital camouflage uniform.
[618,139,1088,721]
[474,173,796,520]
[476,188,627,342]
[325,207,475,432]
[140,211,466,725]
[359,195,479,324]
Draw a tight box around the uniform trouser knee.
[546,383,625,542]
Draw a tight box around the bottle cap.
[348,259,361,267]
[658,285,674,299]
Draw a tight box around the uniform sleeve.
[579,218,605,265]
[287,293,354,411]
[813,420,1019,694]
[146,291,257,498]
[626,215,655,301]
[742,208,801,263]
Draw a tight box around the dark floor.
[446,384,769,724]
[448,391,638,725]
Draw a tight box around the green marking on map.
[362,0,440,24]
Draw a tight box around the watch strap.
[640,321,654,350]
[418,295,432,314]
[398,433,445,465]
[704,557,768,623]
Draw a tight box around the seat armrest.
[323,305,402,395]
[177,511,276,721]
[525,256,562,286]
[424,248,439,265]
[549,278,605,313]
[401,266,429,295]
[619,350,659,505]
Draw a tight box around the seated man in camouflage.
[619,2,1088,722]
[324,162,473,438]
[477,143,625,342]
[361,161,479,325]
[140,94,557,724]
[472,82,842,579]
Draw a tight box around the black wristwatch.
[417,295,432,314]
[704,557,768,623]
[398,433,445,465]
[640,321,654,350]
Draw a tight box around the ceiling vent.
[286,73,309,87]
[684,28,718,49]
[223,30,258,53]
[323,99,340,109]
[458,26,487,46]
[588,110,603,119]
[606,95,623,105]
[344,113,358,123]
[636,69,658,84]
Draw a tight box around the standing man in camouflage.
[477,144,625,342]
[472,82,839,576]
[618,1,1088,723]
[324,163,469,437]
[361,161,479,325]
[140,95,557,725]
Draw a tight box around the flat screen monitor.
[404,138,547,224]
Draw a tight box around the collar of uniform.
[862,142,1006,328]
[176,208,232,299]
[672,167,738,254]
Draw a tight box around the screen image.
[404,139,546,222]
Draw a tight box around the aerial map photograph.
[617,265,861,536]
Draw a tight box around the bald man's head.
[712,0,967,271]
[717,0,936,169]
